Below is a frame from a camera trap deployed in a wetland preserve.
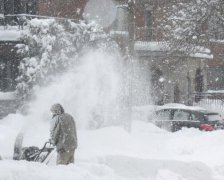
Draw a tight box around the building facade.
[111,0,214,105]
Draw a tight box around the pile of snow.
[0,27,24,41]
[0,91,16,100]
[134,41,213,59]
[1,118,224,180]
[134,41,169,52]
[110,30,129,36]
[207,90,224,94]
[159,103,206,111]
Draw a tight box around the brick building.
[37,0,87,19]
[0,0,87,19]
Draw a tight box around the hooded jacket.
[50,104,78,152]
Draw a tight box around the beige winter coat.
[51,113,78,152]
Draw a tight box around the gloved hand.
[49,138,54,145]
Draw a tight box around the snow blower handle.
[48,139,55,146]
[40,141,55,163]
[33,141,55,162]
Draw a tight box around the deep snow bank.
[103,155,213,180]
[0,157,214,180]
[1,120,224,180]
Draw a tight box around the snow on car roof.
[157,103,207,111]
[157,103,221,115]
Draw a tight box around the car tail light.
[199,124,215,131]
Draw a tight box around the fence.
[192,92,224,113]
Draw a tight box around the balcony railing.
[1,15,165,43]
[0,14,79,30]
[109,24,164,42]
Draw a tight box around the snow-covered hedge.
[16,18,104,100]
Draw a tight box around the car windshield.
[206,114,222,122]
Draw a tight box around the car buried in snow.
[153,103,224,132]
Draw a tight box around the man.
[50,103,78,165]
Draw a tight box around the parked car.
[154,103,224,132]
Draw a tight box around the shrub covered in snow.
[16,18,106,100]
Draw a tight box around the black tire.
[171,123,180,132]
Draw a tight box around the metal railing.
[109,22,135,37]
[192,92,224,101]
[192,92,224,111]
[109,24,164,42]
[1,15,165,43]
[0,14,79,30]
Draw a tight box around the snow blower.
[13,133,55,163]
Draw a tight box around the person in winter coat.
[50,103,78,165]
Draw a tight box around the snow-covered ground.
[1,114,224,180]
[0,26,24,41]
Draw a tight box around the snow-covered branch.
[164,0,224,53]
[16,18,105,100]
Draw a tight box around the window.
[0,0,4,14]
[14,0,24,14]
[208,67,224,90]
[145,10,153,40]
[0,0,37,25]
[174,84,180,103]
[190,112,201,121]
[1,0,36,15]
[26,0,37,15]
[173,110,190,120]
[0,60,14,91]
[0,53,19,91]
[151,68,164,105]
[0,61,6,91]
[195,68,204,92]
[115,5,129,31]
[206,114,222,122]
[145,10,152,28]
[208,15,224,40]
[4,0,14,15]
[156,109,171,120]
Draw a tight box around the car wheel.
[171,123,180,132]
[166,123,175,132]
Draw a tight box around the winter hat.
[50,103,64,115]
